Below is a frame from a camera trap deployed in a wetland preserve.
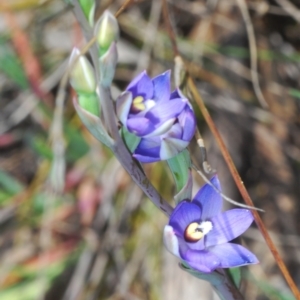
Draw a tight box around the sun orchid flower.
[116,70,196,163]
[163,176,259,273]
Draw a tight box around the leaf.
[0,170,24,194]
[74,98,113,148]
[0,278,49,300]
[78,93,100,117]
[167,149,191,203]
[228,267,242,288]
[121,126,141,153]
[174,170,192,204]
[0,38,28,89]
[289,88,300,100]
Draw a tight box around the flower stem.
[212,283,243,300]
[212,270,244,300]
[182,266,244,300]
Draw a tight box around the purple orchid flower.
[163,176,259,273]
[116,70,196,163]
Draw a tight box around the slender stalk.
[182,266,244,300]
[212,282,243,300]
[187,76,300,299]
[212,270,243,300]
[100,85,173,216]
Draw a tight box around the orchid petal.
[169,201,201,238]
[160,138,189,160]
[178,106,196,141]
[133,154,159,163]
[116,91,133,126]
[193,176,222,220]
[152,70,171,102]
[133,137,160,162]
[170,88,185,100]
[160,139,178,160]
[209,243,259,268]
[126,70,153,99]
[164,138,189,151]
[205,209,254,247]
[145,98,186,125]
[127,117,154,136]
[163,225,180,258]
[135,136,161,148]
[180,248,221,273]
[167,123,183,139]
[144,118,175,138]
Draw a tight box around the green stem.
[212,270,243,300]
[182,265,243,300]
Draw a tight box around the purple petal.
[180,248,220,273]
[133,154,160,163]
[170,88,185,100]
[192,176,222,220]
[205,209,254,247]
[160,138,189,160]
[166,123,183,139]
[178,106,196,141]
[145,99,186,125]
[144,119,175,138]
[126,71,153,99]
[127,117,154,136]
[159,139,180,160]
[169,201,201,238]
[133,137,161,162]
[152,70,171,102]
[209,243,259,268]
[135,136,161,148]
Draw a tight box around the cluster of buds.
[69,10,119,116]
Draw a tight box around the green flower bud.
[94,10,119,57]
[78,93,100,117]
[69,48,96,94]
[78,0,95,26]
[100,42,118,87]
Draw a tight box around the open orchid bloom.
[116,70,196,162]
[163,176,259,273]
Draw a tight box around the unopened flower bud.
[69,48,96,94]
[78,0,95,26]
[78,93,100,117]
[79,0,95,26]
[94,10,119,57]
[99,42,118,87]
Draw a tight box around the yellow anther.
[132,96,145,111]
[184,222,204,242]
